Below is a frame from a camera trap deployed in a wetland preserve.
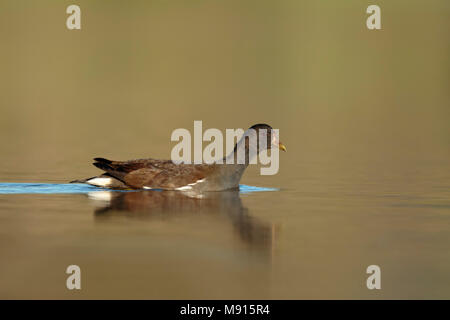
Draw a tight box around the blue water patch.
[0,183,278,195]
[239,184,278,194]
[0,183,107,194]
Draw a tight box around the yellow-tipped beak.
[279,143,287,152]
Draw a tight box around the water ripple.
[0,183,278,195]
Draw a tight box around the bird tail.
[70,176,96,184]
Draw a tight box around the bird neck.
[217,136,256,188]
[222,133,258,166]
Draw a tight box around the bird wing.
[92,157,214,189]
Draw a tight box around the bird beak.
[279,142,287,152]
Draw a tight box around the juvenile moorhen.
[71,124,286,191]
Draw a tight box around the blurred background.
[0,0,448,299]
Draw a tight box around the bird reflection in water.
[88,190,276,255]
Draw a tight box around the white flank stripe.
[175,178,205,191]
[188,178,205,186]
[175,186,192,191]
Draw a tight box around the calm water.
[0,0,449,299]
[0,158,449,299]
